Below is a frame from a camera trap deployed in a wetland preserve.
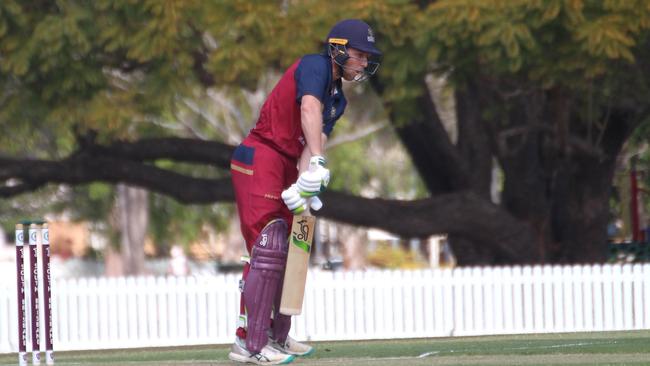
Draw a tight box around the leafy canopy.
[3,0,650,138]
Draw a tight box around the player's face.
[342,48,370,81]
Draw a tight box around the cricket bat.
[280,206,317,315]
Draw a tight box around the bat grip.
[308,196,322,211]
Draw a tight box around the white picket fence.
[1,263,650,353]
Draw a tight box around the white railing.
[1,263,649,353]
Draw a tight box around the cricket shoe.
[228,337,295,365]
[268,335,314,356]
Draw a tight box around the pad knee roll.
[249,218,289,272]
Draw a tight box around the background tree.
[1,0,649,266]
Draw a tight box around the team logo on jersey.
[264,193,279,200]
[368,28,375,43]
[260,234,268,247]
[330,106,336,118]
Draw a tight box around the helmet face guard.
[328,42,381,82]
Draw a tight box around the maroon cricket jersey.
[231,54,348,248]
[249,54,347,159]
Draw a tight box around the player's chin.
[343,71,361,81]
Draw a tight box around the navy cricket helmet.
[327,19,382,56]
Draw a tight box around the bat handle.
[303,156,323,212]
[309,196,322,211]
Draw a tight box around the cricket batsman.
[228,19,381,365]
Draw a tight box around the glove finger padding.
[283,193,303,207]
[297,166,329,197]
[281,184,306,214]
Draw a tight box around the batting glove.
[297,155,330,197]
[281,184,307,214]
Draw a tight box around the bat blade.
[280,214,316,315]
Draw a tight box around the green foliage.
[0,0,431,135]
[4,0,650,140]
[0,186,60,235]
[327,137,370,194]
[68,183,115,222]
[327,117,426,199]
[422,0,650,88]
[630,118,650,145]
[149,194,235,256]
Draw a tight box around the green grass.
[1,330,649,365]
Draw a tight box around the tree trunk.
[117,184,149,275]
[446,83,498,264]
[550,110,637,262]
[496,89,639,263]
[549,159,611,262]
[338,224,368,270]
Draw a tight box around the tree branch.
[0,154,234,203]
[1,133,235,203]
[75,134,234,168]
[0,132,537,264]
[319,190,537,263]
